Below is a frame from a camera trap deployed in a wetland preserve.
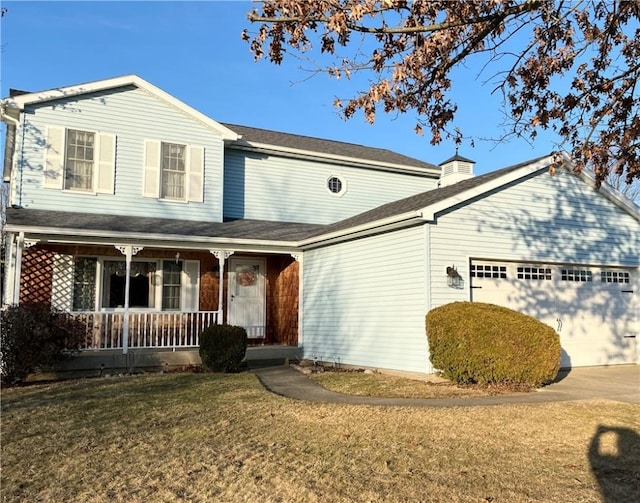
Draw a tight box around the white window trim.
[43,125,116,195]
[326,173,347,197]
[64,128,98,193]
[143,139,204,203]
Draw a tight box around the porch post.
[115,245,143,354]
[9,232,38,305]
[4,232,19,305]
[210,250,234,324]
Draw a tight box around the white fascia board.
[299,210,425,249]
[3,224,298,252]
[1,75,239,141]
[421,155,559,221]
[231,142,441,177]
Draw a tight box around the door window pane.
[162,261,182,310]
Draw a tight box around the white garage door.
[470,261,638,368]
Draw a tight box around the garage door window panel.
[517,266,551,280]
[471,264,507,279]
[601,271,630,284]
[561,269,593,282]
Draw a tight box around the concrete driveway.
[540,365,640,404]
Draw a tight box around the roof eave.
[2,223,301,253]
[1,75,239,141]
[230,141,441,176]
[299,210,425,249]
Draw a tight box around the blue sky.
[1,1,556,174]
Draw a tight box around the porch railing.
[71,311,219,351]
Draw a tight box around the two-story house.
[2,75,639,373]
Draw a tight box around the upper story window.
[65,129,95,191]
[327,174,346,196]
[161,142,186,200]
[43,126,116,194]
[143,140,204,203]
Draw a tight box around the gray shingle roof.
[311,156,550,237]
[5,209,324,242]
[6,156,552,243]
[223,123,439,172]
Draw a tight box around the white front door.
[228,258,266,338]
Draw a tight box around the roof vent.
[438,153,475,187]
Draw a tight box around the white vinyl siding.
[43,127,65,189]
[302,226,431,373]
[43,126,115,193]
[223,149,438,224]
[19,86,223,222]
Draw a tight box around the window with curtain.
[101,261,156,308]
[65,129,95,191]
[161,142,186,199]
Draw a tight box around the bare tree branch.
[244,0,640,188]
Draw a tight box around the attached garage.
[470,261,638,368]
[302,154,639,374]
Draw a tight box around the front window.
[162,261,182,310]
[101,261,156,309]
[73,257,97,310]
[65,129,95,191]
[161,142,186,199]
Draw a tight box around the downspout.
[1,104,23,208]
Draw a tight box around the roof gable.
[1,75,239,141]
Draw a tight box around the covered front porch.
[4,234,303,355]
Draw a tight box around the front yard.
[2,372,638,502]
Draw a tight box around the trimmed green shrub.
[1,302,86,384]
[199,324,248,373]
[426,302,561,387]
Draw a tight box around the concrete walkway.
[252,364,640,407]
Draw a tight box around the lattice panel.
[19,248,56,305]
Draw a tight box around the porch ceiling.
[5,208,324,248]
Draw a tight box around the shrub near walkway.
[2,373,639,503]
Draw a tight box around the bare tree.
[244,0,639,189]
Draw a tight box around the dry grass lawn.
[2,372,639,503]
[309,370,500,398]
